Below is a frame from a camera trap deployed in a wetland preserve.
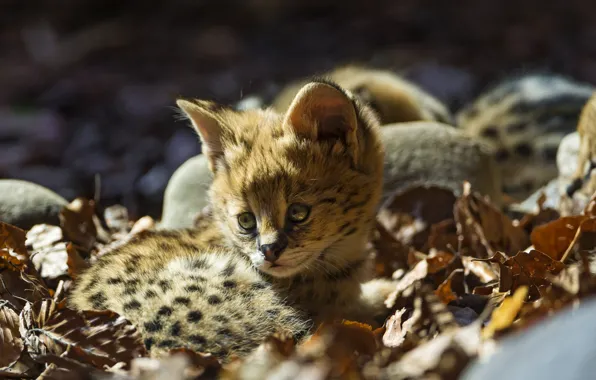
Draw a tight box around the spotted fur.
[272,65,453,126]
[457,73,595,200]
[70,80,394,360]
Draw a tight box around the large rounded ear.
[177,98,225,173]
[283,82,359,159]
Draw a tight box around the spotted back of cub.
[272,65,453,126]
[457,73,594,199]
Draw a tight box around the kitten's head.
[177,81,384,278]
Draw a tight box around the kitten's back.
[69,229,307,359]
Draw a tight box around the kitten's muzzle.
[259,235,288,263]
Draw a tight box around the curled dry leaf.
[382,321,483,380]
[454,182,530,259]
[21,299,147,368]
[0,302,24,367]
[371,221,410,277]
[381,308,419,349]
[462,256,498,283]
[427,219,459,252]
[65,243,88,280]
[530,216,588,260]
[435,269,465,305]
[0,221,28,270]
[298,320,377,377]
[385,259,428,309]
[378,186,457,250]
[496,250,566,299]
[59,197,98,251]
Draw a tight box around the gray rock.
[160,122,502,229]
[508,177,561,214]
[557,131,582,180]
[160,155,212,229]
[461,298,596,380]
[0,179,68,230]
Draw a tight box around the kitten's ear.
[283,82,359,149]
[176,98,225,173]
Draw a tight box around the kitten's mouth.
[258,254,315,277]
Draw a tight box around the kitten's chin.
[256,255,315,278]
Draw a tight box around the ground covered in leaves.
[3,181,596,379]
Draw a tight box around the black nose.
[259,236,288,263]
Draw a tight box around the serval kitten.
[69,80,393,360]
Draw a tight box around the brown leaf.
[497,250,566,299]
[299,320,377,377]
[426,250,455,274]
[21,299,147,368]
[530,216,588,260]
[0,221,28,270]
[65,243,88,280]
[0,302,23,367]
[379,186,457,250]
[36,354,108,380]
[59,197,98,251]
[454,182,530,259]
[382,322,483,379]
[427,219,459,252]
[435,269,465,304]
[371,221,410,277]
[1,262,49,309]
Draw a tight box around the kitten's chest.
[273,277,361,322]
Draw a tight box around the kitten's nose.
[259,236,288,263]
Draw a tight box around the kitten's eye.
[237,212,257,232]
[287,203,311,223]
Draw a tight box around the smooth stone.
[160,156,212,229]
[0,179,68,230]
[461,298,596,380]
[160,122,502,229]
[557,131,582,180]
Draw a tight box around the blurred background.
[2,0,596,219]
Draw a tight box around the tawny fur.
[69,80,394,361]
[272,65,453,126]
[568,92,596,196]
[456,73,594,200]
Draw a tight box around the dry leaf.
[59,197,98,251]
[0,221,29,270]
[530,216,588,260]
[379,186,457,250]
[482,286,529,339]
[455,182,530,259]
[382,309,407,348]
[0,302,24,367]
[435,269,465,304]
[371,221,410,277]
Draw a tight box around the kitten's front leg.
[341,278,397,327]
